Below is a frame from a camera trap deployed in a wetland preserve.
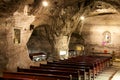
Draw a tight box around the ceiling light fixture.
[80,16,85,21]
[42,1,48,7]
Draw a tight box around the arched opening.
[27,25,51,62]
[69,32,85,57]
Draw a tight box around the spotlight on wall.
[30,24,34,30]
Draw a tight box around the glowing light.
[80,16,85,21]
[60,50,67,55]
[42,1,48,7]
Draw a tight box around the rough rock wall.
[27,36,51,53]
[0,22,9,71]
[0,10,35,71]
[82,14,120,57]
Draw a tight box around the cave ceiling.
[0,0,120,26]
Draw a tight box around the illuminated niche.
[102,31,111,45]
[14,28,21,44]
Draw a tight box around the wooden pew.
[3,71,71,80]
[88,56,112,71]
[45,62,93,80]
[45,55,110,80]
[71,56,111,76]
[17,67,79,80]
[2,55,111,80]
[0,76,33,80]
[55,55,111,73]
[39,63,90,80]
[30,65,88,80]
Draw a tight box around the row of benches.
[2,55,112,80]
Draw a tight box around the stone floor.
[95,61,120,80]
[111,69,120,80]
[110,61,120,80]
[95,66,118,80]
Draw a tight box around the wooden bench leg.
[69,75,72,80]
[84,71,86,80]
[88,70,91,80]
[93,70,95,80]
